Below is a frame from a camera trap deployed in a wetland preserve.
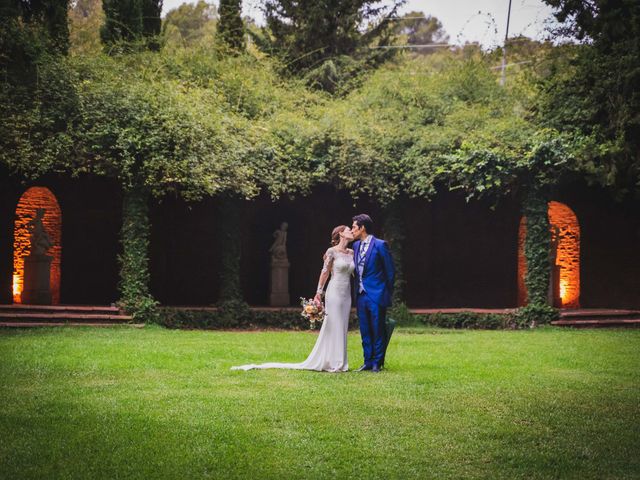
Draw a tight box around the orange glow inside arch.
[517,201,580,308]
[13,187,62,304]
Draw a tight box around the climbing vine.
[519,186,558,325]
[118,186,158,321]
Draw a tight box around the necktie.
[358,241,368,271]
[358,241,368,293]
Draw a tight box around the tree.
[100,0,162,51]
[394,11,448,55]
[100,0,143,47]
[68,0,105,54]
[0,0,75,178]
[217,0,245,52]
[162,1,216,44]
[254,0,405,91]
[539,0,640,195]
[14,0,71,54]
[0,0,70,81]
[544,0,638,44]
[142,0,163,49]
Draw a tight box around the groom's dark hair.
[352,214,373,234]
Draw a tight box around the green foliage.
[69,51,268,198]
[118,187,158,321]
[159,306,359,330]
[0,46,328,199]
[388,302,414,326]
[212,299,252,328]
[141,0,162,49]
[0,53,78,179]
[538,0,640,195]
[162,1,216,46]
[522,186,552,310]
[1,38,603,207]
[392,11,449,54]
[418,312,514,330]
[159,306,523,331]
[100,0,162,52]
[68,0,105,54]
[320,54,586,204]
[100,0,143,48]
[516,303,559,328]
[217,0,245,53]
[8,0,71,55]
[544,0,639,43]
[255,0,404,91]
[0,0,69,86]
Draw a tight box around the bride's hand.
[314,293,322,304]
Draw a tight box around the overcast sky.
[161,0,558,48]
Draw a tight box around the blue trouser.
[357,293,387,366]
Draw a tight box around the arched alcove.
[518,201,580,308]
[13,187,62,304]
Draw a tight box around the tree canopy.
[162,1,216,46]
[100,0,162,51]
[392,11,449,55]
[217,0,245,52]
[251,0,405,93]
[1,2,635,204]
[537,0,640,195]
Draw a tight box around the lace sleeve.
[321,248,334,273]
[316,248,334,294]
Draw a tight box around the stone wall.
[1,178,638,309]
[560,186,640,309]
[1,176,121,305]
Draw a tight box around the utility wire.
[369,44,451,49]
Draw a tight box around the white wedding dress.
[231,248,354,372]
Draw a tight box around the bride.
[231,225,355,372]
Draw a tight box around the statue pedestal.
[21,254,52,305]
[269,258,290,307]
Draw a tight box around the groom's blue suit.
[353,236,395,368]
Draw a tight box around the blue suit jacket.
[353,236,395,308]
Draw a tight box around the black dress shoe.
[372,364,381,373]
[356,364,372,372]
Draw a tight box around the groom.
[351,214,395,373]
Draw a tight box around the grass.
[0,325,639,479]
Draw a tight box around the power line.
[369,44,452,50]
[491,60,532,70]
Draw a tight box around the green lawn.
[0,326,638,479]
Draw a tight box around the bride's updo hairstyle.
[331,225,348,246]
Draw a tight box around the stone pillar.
[21,254,52,304]
[269,257,290,306]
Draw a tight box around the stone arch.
[13,187,62,304]
[518,201,580,308]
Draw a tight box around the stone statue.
[269,222,289,261]
[27,208,53,256]
[269,222,290,306]
[22,208,53,304]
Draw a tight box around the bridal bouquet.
[300,297,326,329]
